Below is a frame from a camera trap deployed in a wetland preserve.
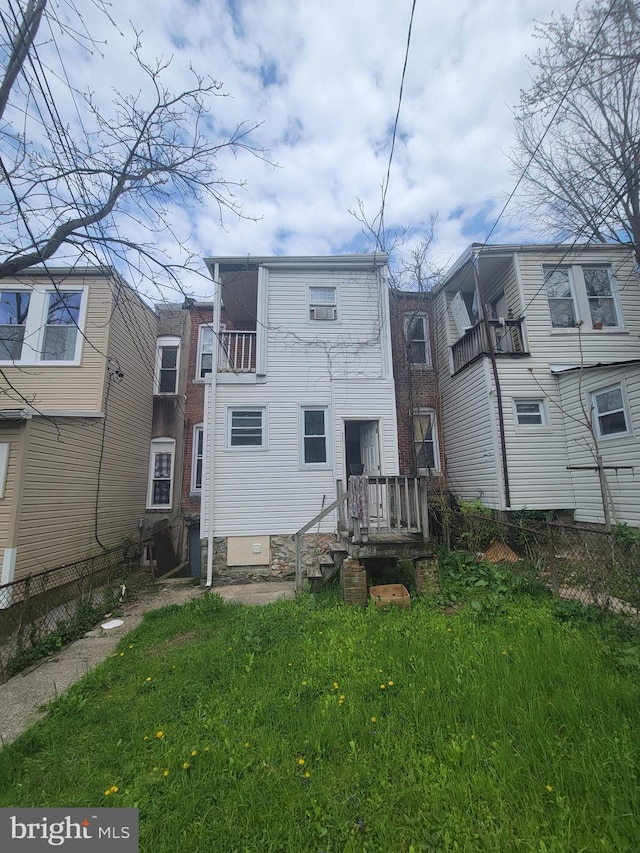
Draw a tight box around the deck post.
[419,476,430,542]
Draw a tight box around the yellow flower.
[128,644,134,649]
[304,771,311,778]
[243,742,250,749]
[370,716,377,723]
[145,677,152,682]
[340,694,345,700]
[204,746,210,752]
[182,762,190,770]
[110,786,119,793]
[298,758,305,766]
[502,651,507,656]
[191,750,198,756]
[388,680,394,687]
[143,736,149,741]
[333,682,339,690]
[302,680,307,686]
[471,734,476,740]
[288,662,292,667]
[156,731,164,739]
[163,769,169,777]
[380,684,386,690]
[545,785,553,792]
[104,789,111,796]
[119,652,125,657]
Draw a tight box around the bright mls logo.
[0,808,138,850]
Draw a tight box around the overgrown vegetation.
[1,583,639,852]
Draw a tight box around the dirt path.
[0,578,294,747]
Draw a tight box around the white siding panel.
[558,364,640,526]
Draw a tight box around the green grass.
[0,579,639,852]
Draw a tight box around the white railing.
[218,331,256,373]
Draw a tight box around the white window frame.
[0,443,9,499]
[154,336,180,395]
[543,264,623,331]
[0,284,88,366]
[413,409,439,472]
[544,266,578,329]
[592,384,630,439]
[196,325,214,380]
[300,406,330,468]
[191,424,204,492]
[226,406,267,450]
[308,286,338,321]
[513,399,546,427]
[146,438,176,509]
[404,314,431,366]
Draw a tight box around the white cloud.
[3,0,578,296]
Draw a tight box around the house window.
[544,264,622,329]
[302,408,328,465]
[191,425,204,491]
[197,326,214,378]
[147,438,176,509]
[0,443,9,499]
[228,408,265,448]
[544,267,576,328]
[583,267,620,327]
[405,315,430,365]
[515,399,545,426]
[0,286,86,364]
[413,410,439,471]
[309,287,337,320]
[592,385,629,438]
[155,337,180,394]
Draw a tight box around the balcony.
[218,330,256,373]
[452,318,528,374]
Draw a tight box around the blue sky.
[5,0,579,299]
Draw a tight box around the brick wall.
[389,291,443,475]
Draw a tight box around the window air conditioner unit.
[311,306,336,320]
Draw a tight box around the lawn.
[0,563,639,852]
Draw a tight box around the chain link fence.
[0,537,155,684]
[445,507,640,616]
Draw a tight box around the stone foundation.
[201,532,338,584]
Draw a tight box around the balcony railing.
[218,330,256,373]
[336,476,428,538]
[451,318,527,373]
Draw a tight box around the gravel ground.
[0,578,295,747]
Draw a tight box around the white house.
[435,243,640,527]
[199,254,405,583]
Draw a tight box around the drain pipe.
[472,252,511,508]
[205,265,221,588]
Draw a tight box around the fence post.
[546,520,559,595]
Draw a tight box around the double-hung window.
[147,438,176,508]
[228,408,265,448]
[309,287,337,321]
[0,285,87,364]
[592,385,629,438]
[301,407,328,465]
[405,314,430,365]
[413,410,439,471]
[191,425,204,491]
[514,399,545,426]
[155,337,180,395]
[197,326,214,379]
[543,264,622,330]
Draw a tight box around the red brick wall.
[389,292,443,476]
[181,305,213,522]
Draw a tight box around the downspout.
[205,263,222,588]
[472,252,511,508]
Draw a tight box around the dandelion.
[163,769,169,777]
[243,743,250,749]
[182,762,190,770]
[340,694,345,700]
[110,786,119,794]
[191,750,198,757]
[288,662,292,667]
[227,646,233,651]
[371,716,377,723]
[298,758,305,767]
[378,669,383,673]
[545,785,553,792]
[145,677,152,682]
[502,651,507,656]
[302,680,307,686]
[204,747,210,752]
[143,736,149,741]
[333,682,339,690]
[471,734,476,740]
[119,652,125,657]
[171,665,176,670]
[128,644,134,649]
[305,771,311,778]
[380,684,386,690]
[156,731,164,739]
[387,680,394,687]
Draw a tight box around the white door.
[360,421,384,522]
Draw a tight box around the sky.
[4,0,580,299]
